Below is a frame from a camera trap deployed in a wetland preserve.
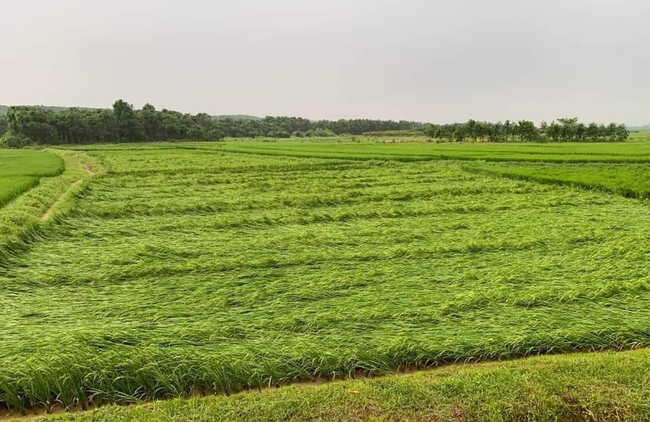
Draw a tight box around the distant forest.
[424,119,629,143]
[0,101,423,146]
[0,100,631,146]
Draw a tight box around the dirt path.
[41,180,83,221]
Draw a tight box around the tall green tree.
[0,115,7,138]
[113,99,138,141]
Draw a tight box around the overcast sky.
[1,0,649,124]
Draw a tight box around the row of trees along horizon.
[0,100,630,146]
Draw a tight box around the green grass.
[0,149,64,207]
[32,348,650,422]
[1,144,650,414]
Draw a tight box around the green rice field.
[2,139,650,420]
[0,150,64,207]
[204,134,650,162]
[66,131,650,163]
[465,162,650,199]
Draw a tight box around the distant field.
[2,143,650,415]
[194,137,650,163]
[0,150,64,207]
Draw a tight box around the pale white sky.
[1,0,649,125]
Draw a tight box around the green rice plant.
[1,144,650,412]
[27,348,650,421]
[0,149,64,208]
[464,162,650,199]
[0,176,40,207]
[0,150,101,269]
[184,138,650,163]
[0,149,64,177]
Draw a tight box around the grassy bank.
[29,348,650,421]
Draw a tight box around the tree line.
[424,118,629,142]
[0,100,422,146]
[0,100,630,146]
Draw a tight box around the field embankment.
[24,348,650,422]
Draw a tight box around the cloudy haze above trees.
[1,0,648,125]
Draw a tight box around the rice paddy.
[464,162,650,199]
[2,140,650,418]
[0,150,64,207]
[202,136,650,162]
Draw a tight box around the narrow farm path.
[40,162,95,222]
[40,179,83,221]
[41,152,97,221]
